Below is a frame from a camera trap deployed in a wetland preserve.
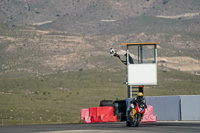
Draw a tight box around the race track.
[1,121,200,133]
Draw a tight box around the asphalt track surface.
[1,121,200,133]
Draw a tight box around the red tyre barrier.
[81,106,117,123]
[80,109,91,123]
[97,106,117,122]
[141,105,157,123]
[89,107,99,123]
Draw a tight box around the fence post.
[40,117,42,124]
[59,117,61,124]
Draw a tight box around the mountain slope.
[1,0,200,25]
[0,0,199,74]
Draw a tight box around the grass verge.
[0,68,200,125]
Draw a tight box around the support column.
[139,86,144,94]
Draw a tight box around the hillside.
[0,23,199,75]
[1,0,199,73]
[1,0,200,25]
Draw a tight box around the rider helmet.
[137,92,143,101]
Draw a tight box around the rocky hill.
[1,0,200,24]
[0,0,200,75]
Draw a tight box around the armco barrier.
[145,96,181,121]
[180,95,200,120]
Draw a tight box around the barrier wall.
[82,95,200,123]
[80,106,117,123]
[145,96,181,121]
[180,95,200,120]
[141,105,157,123]
[80,109,91,123]
[145,95,200,121]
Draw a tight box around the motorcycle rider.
[127,92,147,120]
[130,92,147,109]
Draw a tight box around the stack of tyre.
[99,100,126,122]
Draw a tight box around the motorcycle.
[126,103,146,127]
